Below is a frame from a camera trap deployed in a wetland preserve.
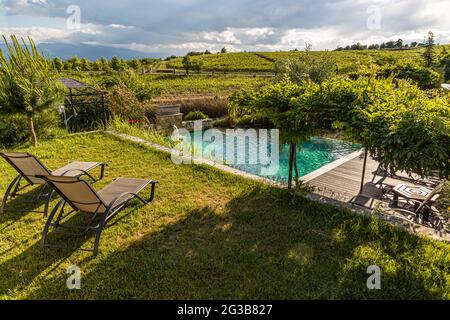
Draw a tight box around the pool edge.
[300,149,364,183]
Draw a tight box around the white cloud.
[0,0,449,57]
[201,29,241,44]
[0,26,70,42]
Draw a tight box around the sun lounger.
[38,175,156,255]
[0,152,105,216]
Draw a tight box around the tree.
[395,38,403,48]
[229,76,450,187]
[68,55,81,71]
[80,58,91,71]
[274,54,337,84]
[221,47,227,54]
[99,57,110,71]
[410,41,418,47]
[92,60,102,71]
[423,31,435,67]
[52,57,64,72]
[111,56,126,71]
[229,82,313,188]
[0,35,63,146]
[63,60,73,71]
[127,58,141,70]
[441,53,450,82]
[182,55,202,74]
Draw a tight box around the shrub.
[435,181,450,220]
[213,117,235,128]
[157,96,228,118]
[0,35,63,146]
[0,109,64,147]
[235,115,272,127]
[274,54,337,84]
[183,111,208,121]
[441,54,450,82]
[106,83,155,123]
[378,62,441,89]
[100,70,151,101]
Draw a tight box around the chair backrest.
[38,175,107,214]
[416,182,444,213]
[0,152,51,184]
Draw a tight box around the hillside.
[168,46,449,74]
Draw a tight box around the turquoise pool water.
[183,131,361,183]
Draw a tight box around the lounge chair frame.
[0,152,105,216]
[40,176,156,255]
[390,182,446,232]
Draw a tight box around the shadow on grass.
[6,186,448,299]
[0,212,99,297]
[0,185,51,231]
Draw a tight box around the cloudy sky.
[0,0,449,58]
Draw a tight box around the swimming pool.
[183,130,361,183]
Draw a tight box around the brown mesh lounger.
[37,175,157,255]
[0,152,105,216]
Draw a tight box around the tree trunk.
[293,145,299,180]
[27,115,38,147]
[288,143,297,189]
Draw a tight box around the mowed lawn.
[0,132,449,299]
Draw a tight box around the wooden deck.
[305,153,449,242]
[306,153,416,204]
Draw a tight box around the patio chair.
[38,175,157,256]
[0,152,105,216]
[390,182,445,231]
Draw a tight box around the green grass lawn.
[0,132,449,299]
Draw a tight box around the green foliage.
[108,117,173,147]
[2,133,450,299]
[176,96,228,119]
[170,52,273,72]
[106,83,154,122]
[378,61,441,89]
[213,116,235,128]
[183,111,208,121]
[441,53,450,82]
[274,54,337,84]
[435,181,450,219]
[231,81,314,144]
[0,109,64,147]
[168,48,437,74]
[99,70,151,101]
[182,55,203,74]
[127,58,141,70]
[231,76,450,179]
[423,31,435,68]
[51,57,64,72]
[0,35,63,146]
[111,56,127,71]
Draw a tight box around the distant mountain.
[0,42,160,60]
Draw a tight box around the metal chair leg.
[0,175,21,214]
[41,199,65,247]
[93,210,110,256]
[43,189,55,218]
